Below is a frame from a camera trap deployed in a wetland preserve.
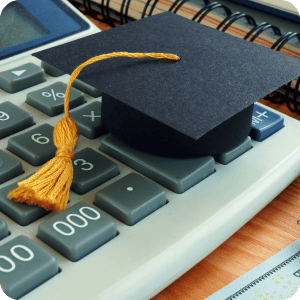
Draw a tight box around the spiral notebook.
[69,0,300,114]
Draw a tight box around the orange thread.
[8,52,180,212]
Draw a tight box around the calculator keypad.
[7,124,56,166]
[0,63,46,93]
[0,236,59,299]
[0,101,34,139]
[26,81,85,117]
[38,202,117,262]
[0,218,9,240]
[72,147,118,195]
[94,173,167,226]
[70,101,105,139]
[0,176,50,226]
[0,149,24,184]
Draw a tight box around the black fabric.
[102,94,254,157]
[33,12,300,157]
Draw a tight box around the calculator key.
[72,79,102,97]
[41,61,65,77]
[72,148,118,195]
[70,102,105,139]
[0,235,58,299]
[26,81,85,117]
[214,136,252,165]
[0,150,24,184]
[95,173,167,226]
[7,124,56,166]
[0,101,34,139]
[0,218,9,241]
[38,202,117,262]
[100,135,215,194]
[0,176,49,226]
[250,104,284,142]
[0,63,45,93]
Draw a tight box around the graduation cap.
[32,12,300,157]
[8,12,300,211]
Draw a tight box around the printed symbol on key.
[0,111,9,121]
[11,70,26,77]
[83,111,101,122]
[42,89,65,101]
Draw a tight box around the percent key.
[26,81,85,116]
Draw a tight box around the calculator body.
[1,1,300,300]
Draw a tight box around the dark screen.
[0,2,51,51]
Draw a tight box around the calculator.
[1,1,300,300]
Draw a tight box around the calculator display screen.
[0,0,89,60]
[0,2,51,51]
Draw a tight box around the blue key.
[250,104,284,142]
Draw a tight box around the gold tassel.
[8,52,180,212]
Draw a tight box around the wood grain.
[85,13,300,300]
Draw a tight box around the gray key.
[0,235,58,299]
[100,135,215,193]
[72,79,102,97]
[0,218,9,240]
[26,81,85,117]
[70,101,105,139]
[38,202,117,262]
[0,150,24,184]
[0,63,45,93]
[7,124,56,166]
[0,101,34,139]
[214,136,252,165]
[95,173,167,226]
[72,148,118,195]
[0,175,50,226]
[41,61,65,77]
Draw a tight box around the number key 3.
[72,148,118,195]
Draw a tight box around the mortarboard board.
[33,12,300,157]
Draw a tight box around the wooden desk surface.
[85,13,300,299]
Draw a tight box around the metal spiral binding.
[69,0,300,114]
[192,2,231,22]
[216,12,256,32]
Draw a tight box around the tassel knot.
[56,147,75,159]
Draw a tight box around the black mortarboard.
[33,12,300,157]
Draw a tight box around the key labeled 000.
[38,202,117,262]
